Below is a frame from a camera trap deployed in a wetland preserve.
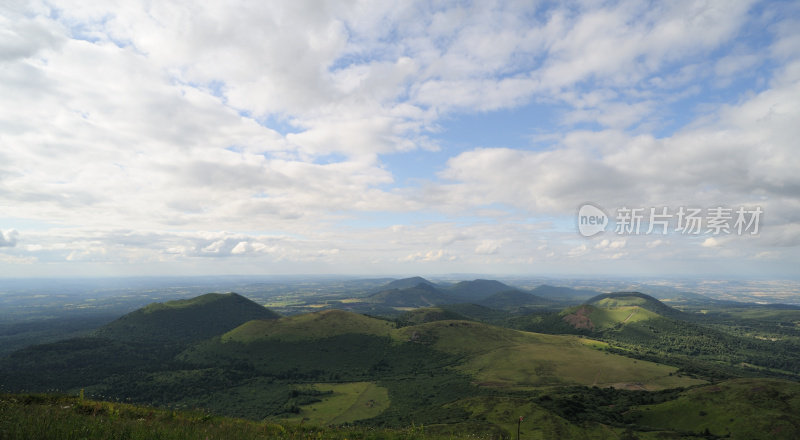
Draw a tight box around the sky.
[1,0,799,278]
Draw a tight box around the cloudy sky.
[1,0,799,278]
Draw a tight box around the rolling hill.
[446,279,516,302]
[627,378,800,439]
[477,289,553,310]
[549,292,800,380]
[0,293,280,392]
[379,276,438,291]
[221,309,395,342]
[397,307,471,325]
[95,292,280,343]
[4,290,800,438]
[550,292,683,333]
[586,291,685,319]
[365,282,455,308]
[394,320,701,390]
[5,377,799,440]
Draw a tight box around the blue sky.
[0,0,799,278]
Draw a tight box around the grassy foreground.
[0,393,483,440]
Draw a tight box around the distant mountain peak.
[96,292,279,343]
[477,290,552,310]
[448,279,515,301]
[413,281,438,291]
[381,276,436,290]
[585,291,683,319]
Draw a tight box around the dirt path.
[622,308,639,323]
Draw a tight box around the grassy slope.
[629,378,800,439]
[587,305,661,329]
[398,307,471,325]
[222,309,395,342]
[5,382,798,440]
[477,290,553,310]
[396,320,703,390]
[587,292,683,319]
[366,284,455,308]
[447,280,515,302]
[451,396,623,440]
[277,382,390,425]
[96,292,279,343]
[0,393,474,440]
[219,313,703,391]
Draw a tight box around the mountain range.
[2,278,800,438]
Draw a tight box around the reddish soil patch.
[563,305,595,330]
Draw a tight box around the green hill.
[0,293,279,392]
[181,309,701,394]
[395,320,702,390]
[398,307,471,325]
[586,292,684,318]
[553,293,681,333]
[552,293,800,380]
[627,378,800,439]
[96,292,280,343]
[438,303,511,323]
[366,283,455,308]
[221,309,395,342]
[560,304,661,331]
[0,392,480,440]
[477,289,553,310]
[380,276,437,290]
[446,279,515,302]
[9,292,800,438]
[5,378,799,440]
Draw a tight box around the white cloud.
[401,249,452,263]
[475,240,503,255]
[568,244,589,257]
[435,62,800,231]
[1,0,798,276]
[0,230,18,247]
[596,239,626,250]
[701,237,719,248]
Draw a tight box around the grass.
[0,393,488,440]
[222,309,396,342]
[592,296,649,308]
[140,293,235,312]
[560,304,661,331]
[627,378,800,439]
[396,320,703,390]
[589,306,660,329]
[277,382,390,425]
[450,396,622,440]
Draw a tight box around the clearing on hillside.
[276,382,390,425]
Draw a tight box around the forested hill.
[95,292,280,343]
